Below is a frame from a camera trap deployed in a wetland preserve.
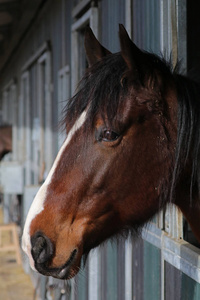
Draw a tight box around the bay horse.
[0,125,12,160]
[22,25,200,280]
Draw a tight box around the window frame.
[21,43,52,185]
[71,6,99,93]
[1,79,17,162]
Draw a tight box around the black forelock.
[63,51,174,130]
[64,53,128,128]
[171,74,200,202]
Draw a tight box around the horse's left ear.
[84,27,111,67]
[119,24,143,72]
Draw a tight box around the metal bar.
[88,249,99,300]
[125,237,133,300]
[142,223,200,283]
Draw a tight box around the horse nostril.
[31,232,54,264]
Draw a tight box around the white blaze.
[22,111,87,269]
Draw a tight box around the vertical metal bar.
[61,0,66,67]
[71,30,79,94]
[37,58,44,183]
[70,278,76,300]
[171,0,178,66]
[11,84,18,161]
[106,241,117,300]
[161,231,165,300]
[37,52,53,175]
[44,52,53,172]
[89,249,99,300]
[125,0,132,37]
[23,72,31,185]
[90,7,99,38]
[160,0,164,53]
[176,0,187,69]
[125,237,133,300]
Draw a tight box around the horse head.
[22,25,178,279]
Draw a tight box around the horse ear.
[119,24,143,72]
[84,27,111,67]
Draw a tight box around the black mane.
[172,74,200,202]
[64,53,128,127]
[63,50,200,203]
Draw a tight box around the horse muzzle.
[30,231,79,279]
[31,231,54,264]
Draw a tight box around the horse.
[0,125,12,160]
[22,24,200,280]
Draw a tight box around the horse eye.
[100,129,119,142]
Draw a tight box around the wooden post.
[0,223,22,265]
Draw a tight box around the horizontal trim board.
[142,223,200,283]
[71,8,91,31]
[22,41,50,72]
[72,0,91,18]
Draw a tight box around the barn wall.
[0,0,72,158]
[0,1,200,299]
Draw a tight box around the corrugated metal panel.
[75,262,89,300]
[64,0,72,66]
[165,262,181,300]
[132,238,144,300]
[117,239,125,300]
[143,241,161,300]
[165,262,200,300]
[106,241,118,300]
[100,240,126,300]
[101,0,125,52]
[100,244,107,300]
[181,274,200,300]
[132,0,161,54]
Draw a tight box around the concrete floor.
[0,207,35,300]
